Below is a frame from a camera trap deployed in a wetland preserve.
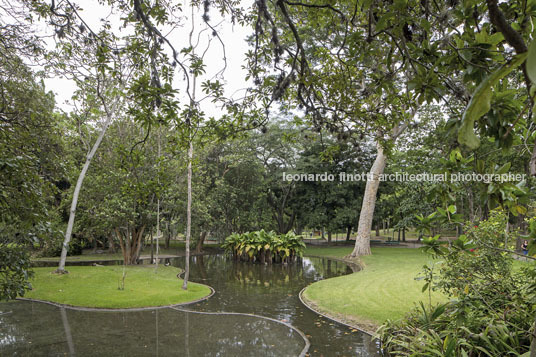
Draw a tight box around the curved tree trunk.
[195,231,207,254]
[347,120,410,258]
[55,114,113,274]
[348,143,386,257]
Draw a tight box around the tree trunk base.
[347,243,371,258]
[53,269,69,274]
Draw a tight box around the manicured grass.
[375,228,457,240]
[302,227,457,242]
[33,253,125,262]
[303,246,445,329]
[32,251,178,262]
[513,257,533,269]
[23,265,211,308]
[306,246,359,258]
[32,242,222,263]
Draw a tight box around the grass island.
[22,265,212,309]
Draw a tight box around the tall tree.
[248,0,536,255]
[249,0,420,255]
[28,0,249,283]
[121,0,250,288]
[56,75,123,272]
[292,133,370,241]
[0,8,63,297]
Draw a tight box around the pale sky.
[40,0,254,118]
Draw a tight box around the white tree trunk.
[349,143,386,257]
[347,117,410,258]
[56,116,113,273]
[155,127,161,270]
[530,141,536,176]
[182,140,193,290]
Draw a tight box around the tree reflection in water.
[0,255,379,356]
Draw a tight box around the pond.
[0,255,382,356]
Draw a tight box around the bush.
[222,230,305,264]
[379,210,536,356]
[0,242,33,300]
[38,234,85,257]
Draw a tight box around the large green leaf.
[458,53,528,149]
[527,40,536,84]
[495,162,511,175]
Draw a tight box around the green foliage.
[194,136,273,239]
[76,119,163,263]
[291,136,369,235]
[38,235,85,258]
[527,39,536,84]
[222,230,306,263]
[380,211,535,356]
[379,301,529,357]
[419,234,447,258]
[0,243,33,300]
[527,217,536,256]
[458,53,528,149]
[0,42,65,298]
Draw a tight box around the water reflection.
[0,303,306,356]
[174,255,379,356]
[60,307,75,355]
[1,255,381,356]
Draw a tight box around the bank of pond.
[1,254,380,356]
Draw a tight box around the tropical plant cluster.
[379,210,536,356]
[222,230,306,264]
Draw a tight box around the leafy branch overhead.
[458,53,528,149]
[457,0,536,161]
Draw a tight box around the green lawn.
[303,246,445,331]
[23,265,211,308]
[32,241,222,263]
[302,227,456,242]
[33,253,125,262]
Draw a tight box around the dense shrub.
[0,242,33,300]
[379,210,536,356]
[222,230,305,264]
[37,233,85,257]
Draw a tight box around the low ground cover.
[379,212,535,356]
[22,265,211,308]
[303,246,445,329]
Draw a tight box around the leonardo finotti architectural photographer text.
[282,172,526,183]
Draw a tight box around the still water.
[0,255,382,356]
